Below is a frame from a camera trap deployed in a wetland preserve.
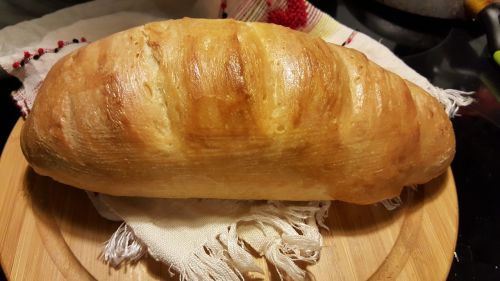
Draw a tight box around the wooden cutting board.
[0,119,458,281]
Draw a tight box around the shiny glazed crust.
[20,19,455,204]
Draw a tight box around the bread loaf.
[20,18,455,204]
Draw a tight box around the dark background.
[1,0,499,280]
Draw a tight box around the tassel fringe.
[426,86,475,118]
[102,201,331,281]
[380,196,403,211]
[101,222,146,267]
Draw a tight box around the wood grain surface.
[0,119,458,280]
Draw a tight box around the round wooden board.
[0,119,458,281]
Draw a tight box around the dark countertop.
[1,1,499,280]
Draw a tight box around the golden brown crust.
[20,19,455,204]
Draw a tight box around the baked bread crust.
[20,19,454,204]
